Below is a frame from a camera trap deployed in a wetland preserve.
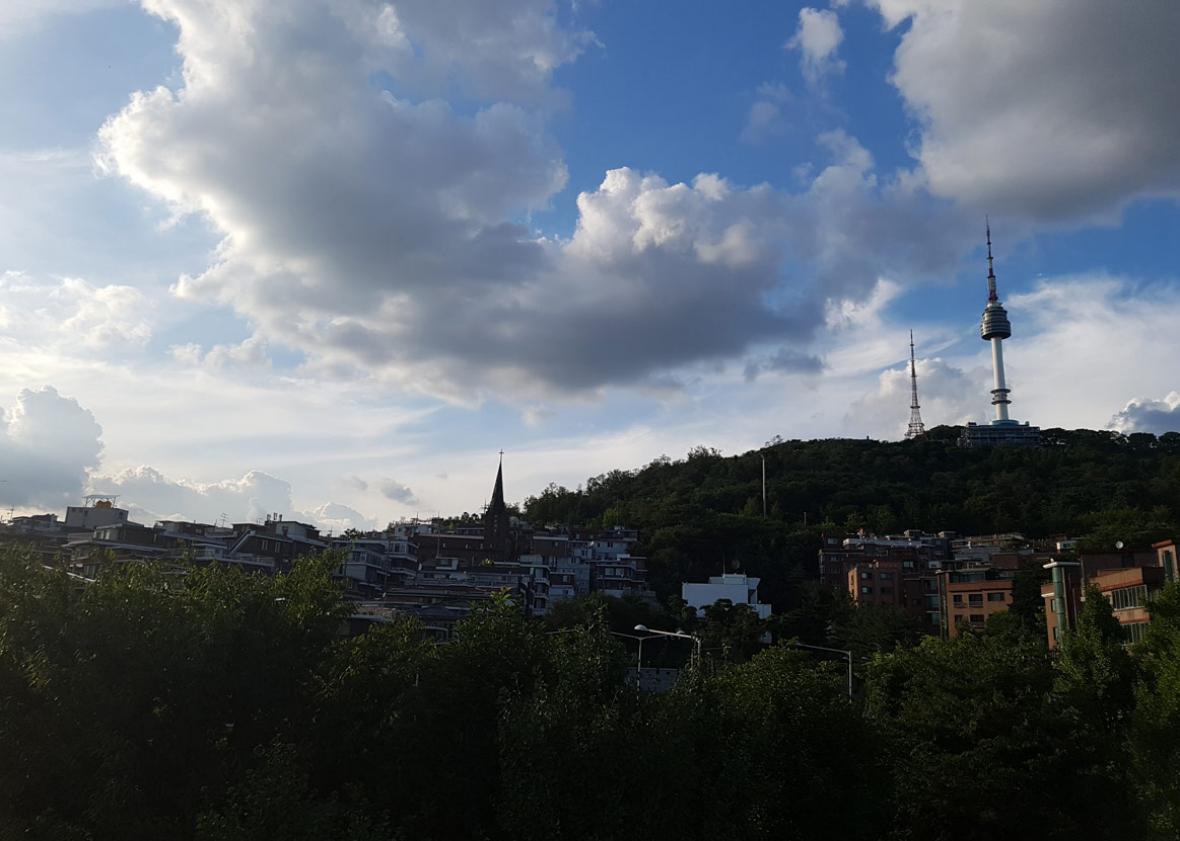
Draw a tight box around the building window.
[880,586,894,595]
[1123,622,1149,644]
[879,571,894,580]
[860,586,872,594]
[952,594,963,605]
[988,592,1006,602]
[969,614,985,625]
[1050,598,1059,612]
[860,571,872,580]
[968,594,984,607]
[1108,584,1148,611]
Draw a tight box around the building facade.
[937,568,1015,638]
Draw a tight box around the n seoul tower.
[980,222,1012,422]
[959,221,1040,447]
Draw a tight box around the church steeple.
[490,450,505,513]
[483,451,512,564]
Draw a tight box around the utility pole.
[761,455,767,517]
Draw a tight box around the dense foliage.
[522,428,1180,602]
[3,547,1180,840]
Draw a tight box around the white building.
[64,501,128,532]
[681,573,772,620]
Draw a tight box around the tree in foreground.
[1132,583,1180,837]
[865,632,1138,841]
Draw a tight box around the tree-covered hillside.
[523,428,1180,603]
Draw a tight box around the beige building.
[936,569,1014,638]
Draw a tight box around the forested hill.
[522,427,1180,603]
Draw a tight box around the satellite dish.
[1115,541,1125,550]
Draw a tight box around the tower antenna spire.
[986,216,998,302]
[906,330,926,440]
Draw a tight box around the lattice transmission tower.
[906,330,927,440]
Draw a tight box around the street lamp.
[790,641,854,701]
[634,624,702,667]
[610,630,659,681]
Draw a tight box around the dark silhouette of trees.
[5,545,1180,839]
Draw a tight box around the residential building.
[848,560,904,609]
[331,532,418,594]
[1093,566,1166,645]
[64,496,128,533]
[1041,546,1172,649]
[1043,559,1171,649]
[819,531,952,588]
[682,572,772,620]
[937,567,1015,638]
[1155,539,1179,583]
[591,553,657,603]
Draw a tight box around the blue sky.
[1,0,1178,529]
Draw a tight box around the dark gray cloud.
[379,479,418,506]
[743,348,824,381]
[871,0,1180,219]
[0,387,103,508]
[341,475,368,492]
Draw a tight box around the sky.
[1,0,1178,530]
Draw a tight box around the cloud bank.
[91,465,380,532]
[98,0,971,402]
[0,387,104,508]
[1110,392,1180,435]
[871,0,1180,218]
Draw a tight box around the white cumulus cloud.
[0,387,104,509]
[0,272,154,351]
[96,0,974,404]
[91,464,381,532]
[845,356,984,439]
[1110,392,1180,435]
[787,8,846,86]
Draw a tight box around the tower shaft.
[990,337,1010,422]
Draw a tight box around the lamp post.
[634,624,702,667]
[790,641,854,701]
[610,630,659,682]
